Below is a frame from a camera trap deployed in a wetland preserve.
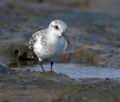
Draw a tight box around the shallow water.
[22,63,120,80]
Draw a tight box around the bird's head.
[48,20,67,36]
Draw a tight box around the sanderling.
[29,20,70,72]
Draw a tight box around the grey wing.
[28,31,41,49]
[28,29,47,49]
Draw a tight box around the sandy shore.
[0,69,120,102]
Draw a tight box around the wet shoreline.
[0,0,120,101]
[0,69,120,102]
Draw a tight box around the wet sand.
[0,0,120,102]
[0,70,120,102]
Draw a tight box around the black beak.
[62,32,70,45]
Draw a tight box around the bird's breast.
[33,36,67,59]
[47,37,67,54]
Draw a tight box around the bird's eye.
[55,26,59,30]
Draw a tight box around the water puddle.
[25,63,120,80]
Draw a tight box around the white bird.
[29,20,70,72]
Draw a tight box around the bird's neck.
[47,30,58,43]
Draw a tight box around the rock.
[0,64,8,73]
[9,44,37,60]
[0,64,14,73]
[0,63,15,74]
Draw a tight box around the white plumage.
[29,20,69,72]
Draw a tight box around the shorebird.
[29,20,70,72]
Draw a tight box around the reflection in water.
[28,63,120,79]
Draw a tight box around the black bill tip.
[62,33,70,45]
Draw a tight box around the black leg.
[50,61,54,72]
[40,63,45,72]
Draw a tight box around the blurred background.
[0,0,120,68]
[0,1,120,102]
